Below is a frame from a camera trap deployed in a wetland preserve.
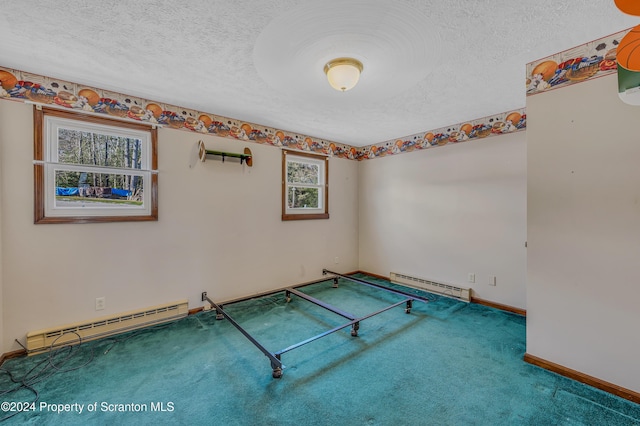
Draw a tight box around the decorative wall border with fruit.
[526,28,629,97]
[0,66,359,160]
[355,109,526,160]
[0,65,525,162]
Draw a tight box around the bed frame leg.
[272,367,283,378]
[333,277,339,288]
[405,300,412,314]
[285,290,291,303]
[216,306,225,320]
[351,322,359,337]
[272,355,283,378]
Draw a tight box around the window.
[282,150,329,220]
[34,106,158,223]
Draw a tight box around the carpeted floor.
[1,274,639,425]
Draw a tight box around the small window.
[282,150,329,220]
[34,106,158,224]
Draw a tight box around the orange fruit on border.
[198,114,212,127]
[617,25,640,72]
[505,112,522,125]
[615,0,640,16]
[78,88,99,106]
[145,103,162,118]
[531,60,558,81]
[0,70,17,90]
[460,123,472,135]
[241,123,252,134]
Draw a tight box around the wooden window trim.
[33,106,158,224]
[281,149,329,221]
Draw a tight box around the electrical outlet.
[488,276,497,286]
[468,273,475,283]
[334,256,339,264]
[95,297,106,310]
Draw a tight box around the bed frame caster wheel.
[405,308,411,314]
[285,297,291,303]
[272,368,283,379]
[351,322,359,337]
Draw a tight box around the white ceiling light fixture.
[324,57,364,92]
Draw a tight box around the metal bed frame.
[201,269,430,378]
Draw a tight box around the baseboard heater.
[390,272,471,302]
[26,300,189,355]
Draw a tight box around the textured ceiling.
[0,0,636,146]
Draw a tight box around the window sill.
[282,213,330,221]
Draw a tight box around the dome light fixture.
[324,57,364,92]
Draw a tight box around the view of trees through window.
[287,160,320,208]
[55,128,145,205]
[35,107,158,223]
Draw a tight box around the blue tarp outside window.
[111,188,132,197]
[55,187,79,196]
[55,187,132,197]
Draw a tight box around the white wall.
[527,75,640,392]
[0,103,4,353]
[358,132,527,309]
[0,101,359,353]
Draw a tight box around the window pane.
[36,107,158,223]
[287,160,319,184]
[288,186,320,209]
[281,151,328,220]
[54,170,144,208]
[57,128,143,169]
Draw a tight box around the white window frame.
[34,106,158,224]
[282,150,329,221]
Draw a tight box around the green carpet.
[2,275,639,425]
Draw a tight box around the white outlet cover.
[95,297,106,310]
